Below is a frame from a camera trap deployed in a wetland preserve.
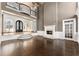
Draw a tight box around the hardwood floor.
[0,36,79,56]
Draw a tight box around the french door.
[65,22,73,38]
[16,20,23,32]
[63,19,76,39]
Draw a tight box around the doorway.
[16,20,23,32]
[63,18,76,39]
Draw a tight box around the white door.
[65,22,73,38]
[63,18,76,39]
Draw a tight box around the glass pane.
[16,22,19,30]
[65,23,73,38]
[20,22,22,30]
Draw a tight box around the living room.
[0,1,79,56]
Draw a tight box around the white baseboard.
[32,31,65,39]
[0,31,79,43]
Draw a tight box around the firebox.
[46,31,53,35]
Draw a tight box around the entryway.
[16,20,23,32]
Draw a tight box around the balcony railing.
[6,2,19,11]
[5,2,37,18]
[19,3,31,15]
[31,10,37,18]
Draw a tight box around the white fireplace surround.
[44,25,55,35]
[42,25,55,39]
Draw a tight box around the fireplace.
[44,25,55,35]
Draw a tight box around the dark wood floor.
[0,36,79,56]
